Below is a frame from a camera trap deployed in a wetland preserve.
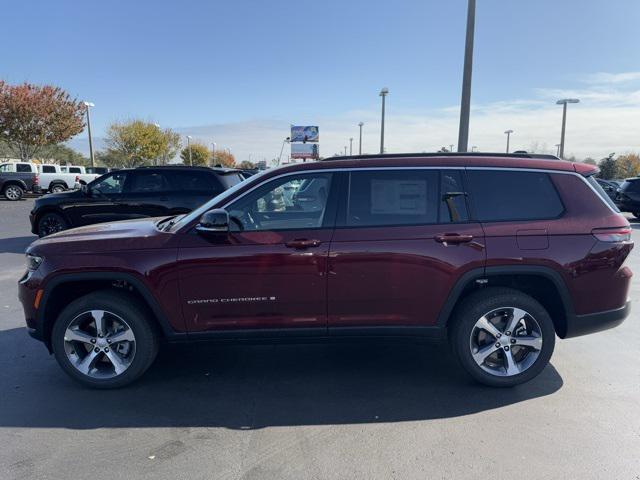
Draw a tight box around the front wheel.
[3,184,24,201]
[51,291,159,388]
[37,212,68,237]
[450,287,555,387]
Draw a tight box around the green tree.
[180,142,210,166]
[237,160,255,169]
[36,144,89,165]
[158,129,181,165]
[616,153,640,178]
[0,81,85,160]
[598,153,619,180]
[212,150,236,168]
[95,149,129,168]
[103,120,168,168]
[583,157,597,166]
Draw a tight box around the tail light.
[33,174,39,185]
[592,227,632,242]
[75,175,80,183]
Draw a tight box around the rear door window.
[68,167,82,174]
[169,171,224,194]
[16,163,32,173]
[466,170,564,221]
[127,171,170,194]
[41,165,56,173]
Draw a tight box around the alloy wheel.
[40,215,66,236]
[63,310,137,379]
[4,185,22,200]
[469,307,543,377]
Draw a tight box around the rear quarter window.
[466,170,564,222]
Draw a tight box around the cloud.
[68,72,640,163]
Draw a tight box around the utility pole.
[379,87,389,154]
[358,122,364,155]
[504,129,513,153]
[186,135,193,166]
[457,0,476,153]
[83,102,95,168]
[556,98,580,159]
[349,137,353,156]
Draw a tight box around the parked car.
[19,153,632,388]
[85,166,110,175]
[0,161,99,193]
[614,177,640,217]
[59,165,100,185]
[30,165,245,236]
[595,178,618,200]
[0,168,41,200]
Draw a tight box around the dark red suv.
[18,153,633,388]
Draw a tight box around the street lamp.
[344,146,348,156]
[82,101,95,168]
[186,135,193,166]
[358,122,364,155]
[555,143,561,157]
[379,87,389,154]
[349,137,353,156]
[556,98,580,159]
[449,144,455,153]
[211,142,217,167]
[278,137,290,165]
[457,0,476,153]
[504,129,513,153]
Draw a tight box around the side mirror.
[196,209,229,234]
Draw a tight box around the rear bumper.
[563,300,630,338]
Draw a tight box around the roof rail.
[322,152,560,161]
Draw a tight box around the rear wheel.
[50,184,66,194]
[51,291,159,388]
[3,184,24,201]
[37,212,68,237]
[450,287,555,387]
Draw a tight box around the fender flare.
[2,179,28,191]
[38,271,178,345]
[436,265,574,328]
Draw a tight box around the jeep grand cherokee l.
[19,153,633,388]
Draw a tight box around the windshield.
[169,168,273,231]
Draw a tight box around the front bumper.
[563,300,631,338]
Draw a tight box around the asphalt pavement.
[1,197,638,480]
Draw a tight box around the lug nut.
[90,339,96,344]
[94,347,100,353]
[511,339,516,344]
[496,333,502,338]
[107,339,111,344]
[505,331,511,336]
[495,342,501,348]
[104,347,109,352]
[98,334,103,338]
[504,346,510,351]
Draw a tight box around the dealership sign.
[290,126,319,143]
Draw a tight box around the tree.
[0,81,85,160]
[158,130,181,165]
[598,153,619,180]
[213,150,236,168]
[37,144,89,165]
[103,120,168,168]
[237,160,255,169]
[95,149,129,168]
[616,153,640,178]
[180,142,210,166]
[583,157,597,166]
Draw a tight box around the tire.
[51,290,160,389]
[37,212,68,237]
[3,184,24,201]
[450,287,555,387]
[50,183,66,194]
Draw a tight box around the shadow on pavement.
[0,326,563,430]
[0,235,36,254]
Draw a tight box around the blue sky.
[2,0,639,161]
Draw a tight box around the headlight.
[26,254,44,271]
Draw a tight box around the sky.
[2,0,639,162]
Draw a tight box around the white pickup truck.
[0,162,100,193]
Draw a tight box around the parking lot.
[1,197,639,480]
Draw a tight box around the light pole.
[471,145,478,152]
[153,123,161,166]
[349,137,353,156]
[211,142,217,167]
[83,101,95,168]
[449,144,455,153]
[555,143,561,157]
[186,135,193,166]
[556,98,579,159]
[344,146,348,156]
[379,87,389,154]
[504,129,513,153]
[358,122,364,155]
[457,0,476,153]
[278,137,290,165]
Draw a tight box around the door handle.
[285,239,322,249]
[435,233,474,245]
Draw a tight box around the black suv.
[615,178,640,217]
[30,166,244,236]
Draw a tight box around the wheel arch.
[33,207,72,235]
[38,272,177,351]
[2,179,28,191]
[438,266,574,338]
